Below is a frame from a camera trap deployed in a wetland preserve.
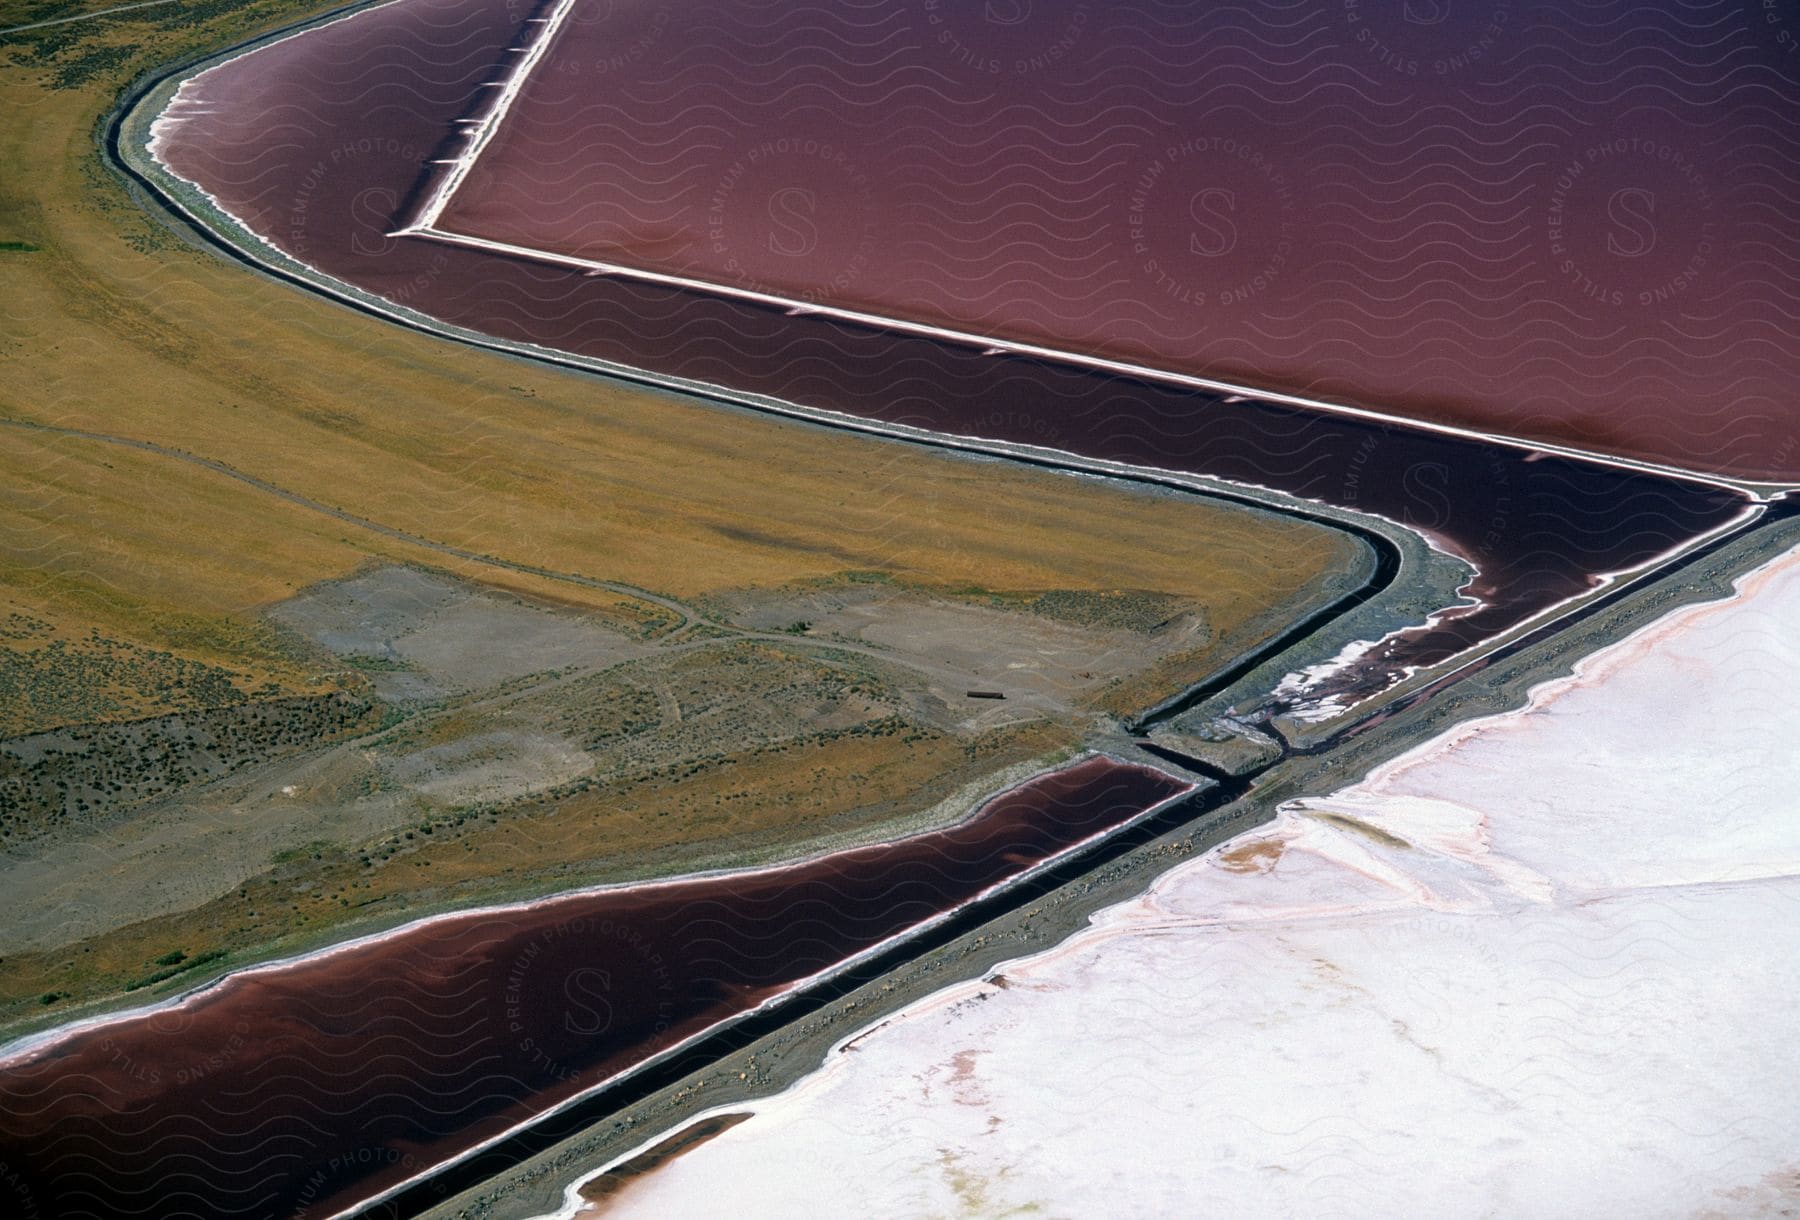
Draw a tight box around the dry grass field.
[0,2,1367,1034]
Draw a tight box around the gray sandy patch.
[0,745,390,953]
[392,599,641,690]
[272,566,653,698]
[382,730,594,806]
[270,565,462,654]
[0,717,596,953]
[720,583,1206,708]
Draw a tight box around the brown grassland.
[0,1,1363,1036]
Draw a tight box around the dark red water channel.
[0,757,1187,1219]
[431,0,1800,486]
[137,0,1767,713]
[146,0,1800,485]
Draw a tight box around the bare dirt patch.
[270,566,656,701]
[715,578,1209,718]
[384,730,595,806]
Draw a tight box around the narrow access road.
[0,0,176,35]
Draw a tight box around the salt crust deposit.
[569,544,1800,1219]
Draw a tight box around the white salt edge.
[561,543,1800,1220]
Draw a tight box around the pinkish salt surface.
[576,543,1800,1219]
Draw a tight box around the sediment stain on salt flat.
[0,757,1189,1219]
[576,544,1800,1219]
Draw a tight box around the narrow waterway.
[0,757,1187,1219]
